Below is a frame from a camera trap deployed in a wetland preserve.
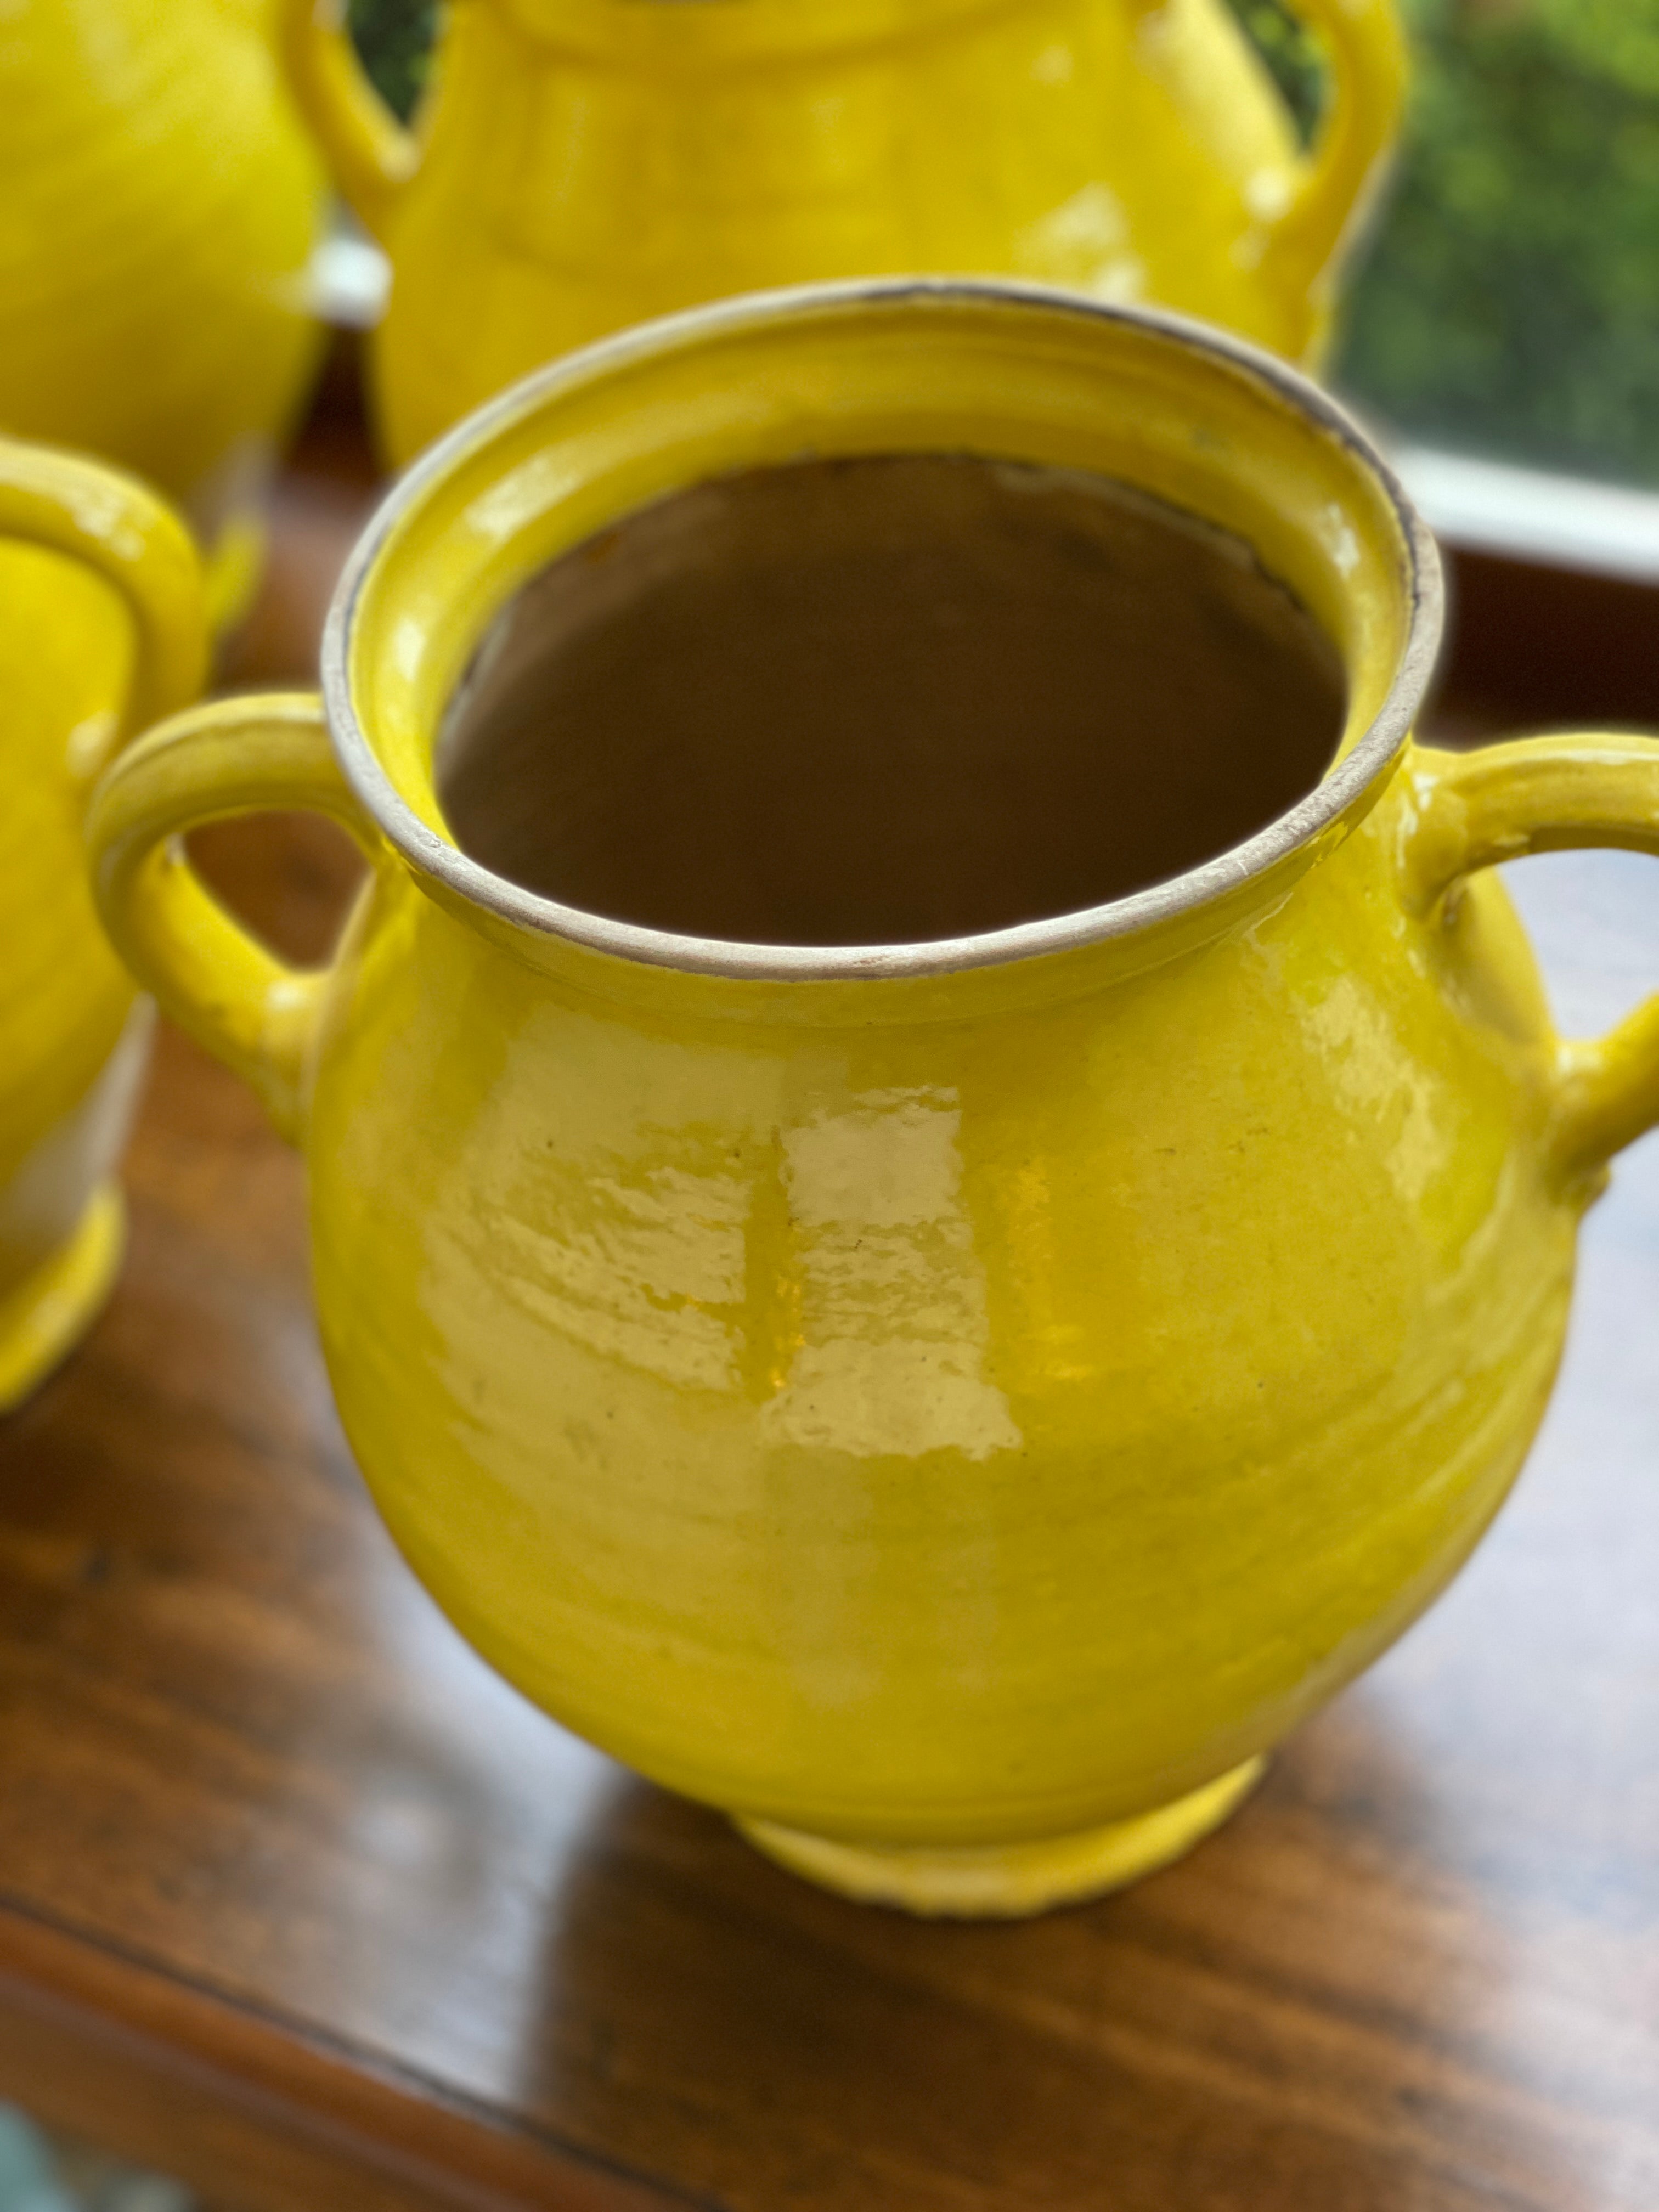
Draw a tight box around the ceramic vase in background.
[85,283,1659,1915]
[0,438,208,1410]
[0,0,328,632]
[280,0,1406,464]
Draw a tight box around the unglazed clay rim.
[324,278,1445,982]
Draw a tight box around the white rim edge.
[321,276,1446,984]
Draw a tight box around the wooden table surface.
[0,374,1655,2212]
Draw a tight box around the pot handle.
[1404,736,1659,1183]
[0,438,208,776]
[278,0,424,243]
[84,693,385,1146]
[1272,0,1408,313]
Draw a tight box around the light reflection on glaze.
[760,1090,1023,1463]
[1301,971,1453,1209]
[498,1158,751,1395]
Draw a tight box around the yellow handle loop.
[278,0,424,243]
[84,693,384,1146]
[1274,0,1408,314]
[0,438,209,772]
[1405,736,1659,1183]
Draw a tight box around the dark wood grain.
[0,369,1654,2211]
[1435,548,1659,733]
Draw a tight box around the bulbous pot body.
[88,286,1659,1915]
[306,794,1577,1850]
[0,1,326,626]
[0,441,207,1408]
[281,0,1406,465]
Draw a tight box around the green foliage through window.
[1225,0,1327,144]
[1332,0,1659,486]
[348,0,437,122]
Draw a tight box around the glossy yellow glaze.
[0,439,208,1410]
[0,1,326,628]
[281,0,1404,464]
[87,289,1659,1914]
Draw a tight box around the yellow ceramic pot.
[0,439,207,1410]
[0,1,326,630]
[281,0,1404,464]
[86,284,1659,1915]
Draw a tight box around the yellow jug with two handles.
[1,1,325,630]
[0,442,207,1409]
[281,0,1406,464]
[86,286,1659,1915]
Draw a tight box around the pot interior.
[436,452,1347,948]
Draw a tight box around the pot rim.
[323,277,1444,984]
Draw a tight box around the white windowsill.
[1391,446,1659,586]
[308,233,391,330]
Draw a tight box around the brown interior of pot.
[436,453,1347,947]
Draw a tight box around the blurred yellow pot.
[0,441,207,1410]
[0,1,326,629]
[280,0,1404,464]
[87,285,1659,1915]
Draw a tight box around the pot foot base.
[736,1757,1267,1917]
[0,1183,126,1414]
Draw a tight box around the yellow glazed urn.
[0,439,208,1410]
[0,1,326,630]
[87,284,1659,1916]
[280,0,1406,465]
